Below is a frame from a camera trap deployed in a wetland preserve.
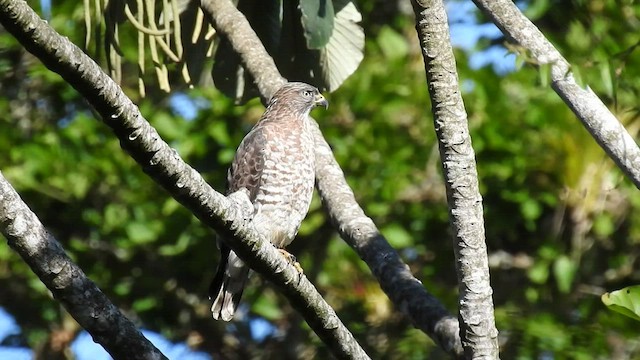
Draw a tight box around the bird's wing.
[226,122,268,202]
[211,123,268,316]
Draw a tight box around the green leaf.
[126,221,158,244]
[113,280,132,296]
[377,26,408,61]
[133,297,158,312]
[299,0,335,49]
[602,286,640,321]
[539,63,550,87]
[523,0,550,20]
[381,224,413,248]
[566,22,590,52]
[600,60,613,99]
[252,294,283,320]
[158,233,191,256]
[104,204,128,232]
[318,0,364,91]
[528,261,549,284]
[593,214,615,237]
[553,255,576,293]
[520,198,542,221]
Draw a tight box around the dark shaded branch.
[0,1,368,359]
[200,0,464,356]
[473,0,640,189]
[0,172,167,360]
[411,0,499,358]
[312,122,465,357]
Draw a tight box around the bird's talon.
[278,249,303,274]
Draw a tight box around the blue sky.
[0,309,211,360]
[447,0,516,74]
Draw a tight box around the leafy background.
[0,0,639,359]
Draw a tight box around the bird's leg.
[278,249,304,274]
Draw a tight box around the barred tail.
[209,247,249,321]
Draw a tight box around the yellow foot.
[278,249,304,274]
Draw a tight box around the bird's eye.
[302,90,312,98]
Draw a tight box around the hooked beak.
[314,93,329,109]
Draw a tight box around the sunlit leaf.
[593,213,615,237]
[528,261,549,284]
[126,221,159,244]
[381,224,413,248]
[133,297,158,312]
[600,60,613,99]
[602,286,640,322]
[377,26,408,61]
[539,63,550,87]
[552,255,576,294]
[252,293,283,320]
[318,0,364,91]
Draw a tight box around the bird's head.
[268,82,328,117]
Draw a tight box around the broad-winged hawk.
[210,82,328,321]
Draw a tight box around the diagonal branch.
[312,122,464,357]
[412,0,499,358]
[0,1,368,359]
[200,0,464,356]
[473,0,640,189]
[0,172,168,360]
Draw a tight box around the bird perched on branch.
[210,82,328,321]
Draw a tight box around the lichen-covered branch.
[312,122,464,357]
[0,172,168,360]
[200,0,464,356]
[473,0,640,189]
[0,1,368,358]
[411,0,499,358]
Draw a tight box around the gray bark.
[411,0,499,358]
[0,172,168,360]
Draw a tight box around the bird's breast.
[251,125,315,246]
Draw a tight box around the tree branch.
[312,122,464,357]
[0,1,368,358]
[411,1,499,358]
[0,172,168,360]
[200,0,464,356]
[473,0,640,189]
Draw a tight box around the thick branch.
[0,172,167,360]
[0,1,367,359]
[473,0,640,189]
[201,0,464,356]
[312,122,464,357]
[412,0,499,358]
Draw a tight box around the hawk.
[210,82,328,321]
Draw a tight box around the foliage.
[84,0,364,98]
[602,285,640,322]
[1,0,639,358]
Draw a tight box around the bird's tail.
[209,247,249,321]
